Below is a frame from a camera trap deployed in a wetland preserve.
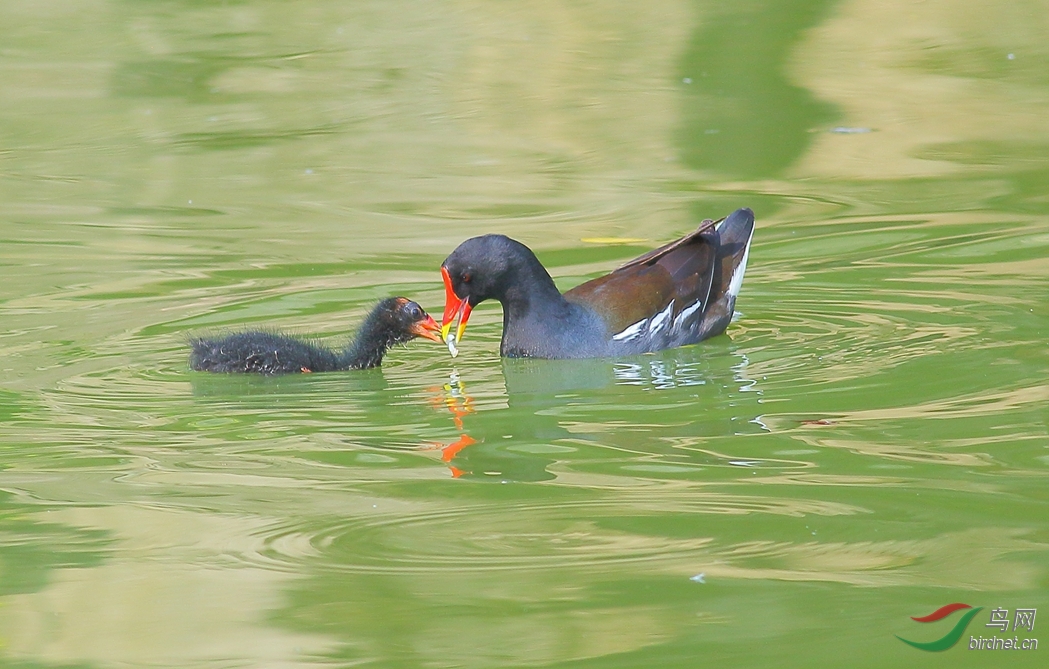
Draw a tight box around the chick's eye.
[407,303,422,319]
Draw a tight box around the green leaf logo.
[897,603,983,652]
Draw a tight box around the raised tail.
[691,208,755,341]
[717,207,755,304]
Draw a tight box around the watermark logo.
[897,603,1038,652]
[970,607,1038,651]
[897,603,983,652]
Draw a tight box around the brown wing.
[564,222,719,336]
[615,217,719,272]
[564,263,676,334]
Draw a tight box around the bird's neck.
[499,254,568,324]
[496,257,587,357]
[341,308,396,369]
[341,337,386,370]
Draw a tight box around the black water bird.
[190,297,441,374]
[439,208,755,359]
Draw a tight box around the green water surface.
[1,1,1047,667]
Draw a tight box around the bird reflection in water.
[422,371,477,477]
[420,349,766,481]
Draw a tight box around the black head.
[441,234,545,307]
[367,297,442,345]
[440,235,567,352]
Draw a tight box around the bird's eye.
[406,303,422,319]
[462,272,472,284]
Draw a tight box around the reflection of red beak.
[440,266,472,344]
[410,313,443,343]
[441,434,477,462]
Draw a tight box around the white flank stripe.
[673,298,704,329]
[612,319,646,341]
[647,301,674,335]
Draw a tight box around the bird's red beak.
[441,266,472,344]
[409,313,443,343]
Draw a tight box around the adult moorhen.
[190,297,442,374]
[440,207,754,359]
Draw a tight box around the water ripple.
[240,486,868,575]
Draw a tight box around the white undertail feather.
[725,231,751,300]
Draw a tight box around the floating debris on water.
[801,418,837,426]
[581,237,647,245]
